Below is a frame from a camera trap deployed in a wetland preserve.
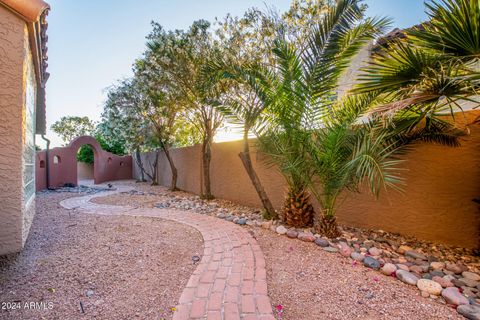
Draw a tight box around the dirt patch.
[252,228,462,320]
[0,192,203,320]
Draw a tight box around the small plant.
[261,208,275,220]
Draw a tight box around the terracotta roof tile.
[0,0,49,22]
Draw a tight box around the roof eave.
[0,0,50,22]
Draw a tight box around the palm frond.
[409,0,480,59]
[356,42,440,94]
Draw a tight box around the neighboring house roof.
[0,0,50,135]
[374,23,428,51]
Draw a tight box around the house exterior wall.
[337,42,371,97]
[21,20,37,246]
[136,110,480,248]
[0,7,36,255]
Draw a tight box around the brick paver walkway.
[60,186,275,320]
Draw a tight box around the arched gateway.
[35,136,132,190]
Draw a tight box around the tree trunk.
[201,134,213,199]
[163,147,178,191]
[149,150,159,186]
[239,130,277,219]
[135,148,146,182]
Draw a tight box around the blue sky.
[43,0,427,147]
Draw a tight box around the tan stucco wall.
[338,111,480,248]
[0,6,30,255]
[136,110,480,248]
[21,23,37,246]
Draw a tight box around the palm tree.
[306,93,406,237]
[204,67,278,218]
[327,0,480,237]
[210,0,390,228]
[356,0,480,125]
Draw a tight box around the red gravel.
[42,181,465,320]
[252,228,463,320]
[0,192,203,320]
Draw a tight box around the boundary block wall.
[36,136,133,190]
[134,110,480,248]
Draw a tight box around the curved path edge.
[59,186,275,320]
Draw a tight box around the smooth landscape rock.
[286,230,299,238]
[396,270,419,286]
[323,247,339,253]
[314,238,329,247]
[338,242,353,257]
[443,275,456,282]
[432,276,454,288]
[409,265,425,274]
[381,263,397,276]
[463,288,479,298]
[363,256,381,270]
[405,250,427,261]
[276,225,287,235]
[430,262,445,270]
[368,247,382,256]
[446,263,463,274]
[397,257,408,264]
[463,272,480,282]
[457,304,480,320]
[417,279,442,295]
[298,233,316,242]
[398,245,413,254]
[441,287,469,306]
[422,273,432,280]
[351,252,365,262]
[460,278,480,288]
[453,279,466,288]
[237,218,247,225]
[396,264,410,271]
[430,270,445,278]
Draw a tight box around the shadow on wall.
[134,110,480,249]
[36,136,132,190]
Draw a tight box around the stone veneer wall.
[0,7,31,255]
[135,110,480,248]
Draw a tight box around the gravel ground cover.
[0,192,203,320]
[92,181,465,319]
[252,227,463,320]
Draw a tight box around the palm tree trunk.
[314,207,341,238]
[239,130,277,219]
[283,186,314,227]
